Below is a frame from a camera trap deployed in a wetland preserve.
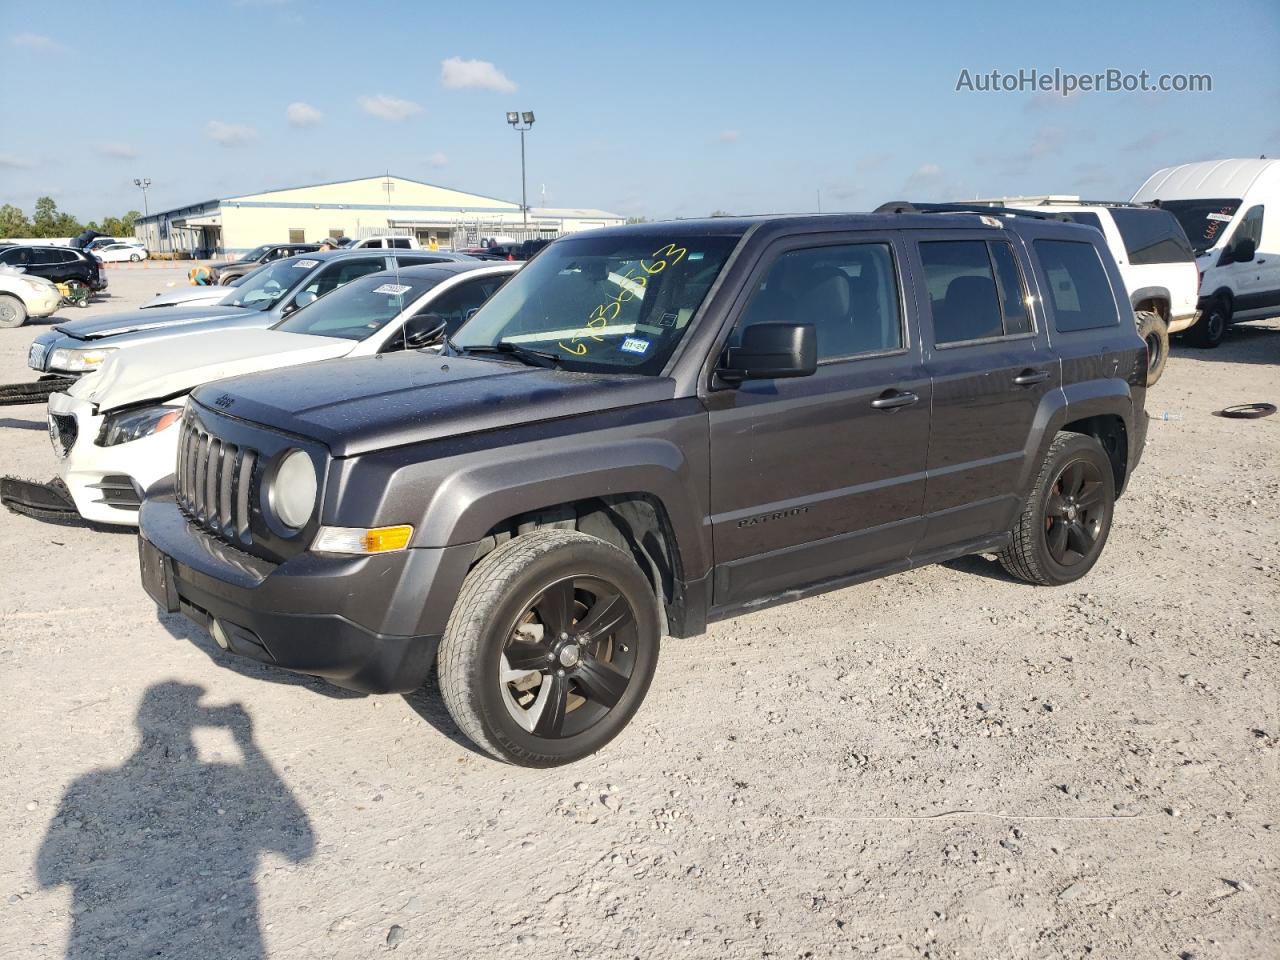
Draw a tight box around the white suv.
[973,196,1199,385]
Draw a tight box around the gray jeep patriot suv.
[137,212,1149,766]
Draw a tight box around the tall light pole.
[505,111,534,226]
[133,178,151,247]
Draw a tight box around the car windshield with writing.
[1159,199,1241,254]
[273,274,437,341]
[451,234,739,374]
[221,257,320,311]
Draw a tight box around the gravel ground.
[0,266,1276,959]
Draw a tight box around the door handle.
[870,390,919,410]
[1013,368,1050,386]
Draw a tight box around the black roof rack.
[874,201,1070,220]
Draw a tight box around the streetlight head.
[506,112,519,125]
[521,111,535,125]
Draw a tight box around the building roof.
[136,175,622,223]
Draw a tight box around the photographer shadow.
[36,681,315,959]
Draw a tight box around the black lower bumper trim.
[139,532,441,695]
[1,476,82,524]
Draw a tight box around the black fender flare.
[1015,378,1137,499]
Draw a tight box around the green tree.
[31,196,81,238]
[709,209,733,217]
[0,203,31,239]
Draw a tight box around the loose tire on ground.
[998,432,1116,586]
[1136,310,1169,386]
[437,529,661,766]
[1188,295,1228,348]
[0,293,28,329]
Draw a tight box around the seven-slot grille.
[175,417,258,543]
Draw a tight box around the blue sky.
[1,0,1278,222]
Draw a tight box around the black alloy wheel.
[499,576,639,739]
[1043,458,1107,567]
[437,529,661,766]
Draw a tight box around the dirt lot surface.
[0,266,1276,959]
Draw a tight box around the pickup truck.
[138,212,1149,766]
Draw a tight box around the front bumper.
[138,488,468,694]
[47,391,178,526]
[26,289,61,318]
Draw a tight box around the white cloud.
[912,163,943,179]
[358,94,423,122]
[427,151,449,167]
[713,129,740,144]
[287,101,324,128]
[206,120,258,147]
[440,56,517,94]
[0,153,31,169]
[98,142,138,160]
[9,32,66,53]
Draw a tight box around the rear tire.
[1188,296,1228,348]
[437,529,661,766]
[998,432,1116,586]
[0,293,27,328]
[1135,310,1168,386]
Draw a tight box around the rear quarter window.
[1034,239,1120,333]
[1109,208,1194,264]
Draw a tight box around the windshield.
[220,256,320,311]
[451,234,739,373]
[273,273,438,340]
[245,244,274,262]
[1159,199,1241,254]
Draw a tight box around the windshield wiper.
[454,340,562,369]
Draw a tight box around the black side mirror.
[718,322,817,383]
[1233,237,1256,263]
[404,313,447,348]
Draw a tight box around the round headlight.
[269,449,317,530]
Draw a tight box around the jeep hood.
[192,352,676,457]
[53,304,254,340]
[70,329,352,412]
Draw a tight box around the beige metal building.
[134,174,624,257]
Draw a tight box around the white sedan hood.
[70,328,353,412]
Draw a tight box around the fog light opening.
[211,620,230,650]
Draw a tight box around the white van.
[1131,158,1280,347]
[349,235,422,250]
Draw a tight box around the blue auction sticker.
[620,336,650,355]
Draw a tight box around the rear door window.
[1034,239,1120,332]
[919,239,1032,344]
[1109,208,1195,264]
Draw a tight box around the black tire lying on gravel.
[437,529,661,767]
[998,431,1116,587]
[1136,310,1169,387]
[0,376,78,406]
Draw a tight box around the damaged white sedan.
[10,261,517,525]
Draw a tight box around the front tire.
[0,293,28,328]
[129,253,141,262]
[998,432,1116,586]
[1188,296,1228,348]
[437,530,661,766]
[1136,310,1169,386]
